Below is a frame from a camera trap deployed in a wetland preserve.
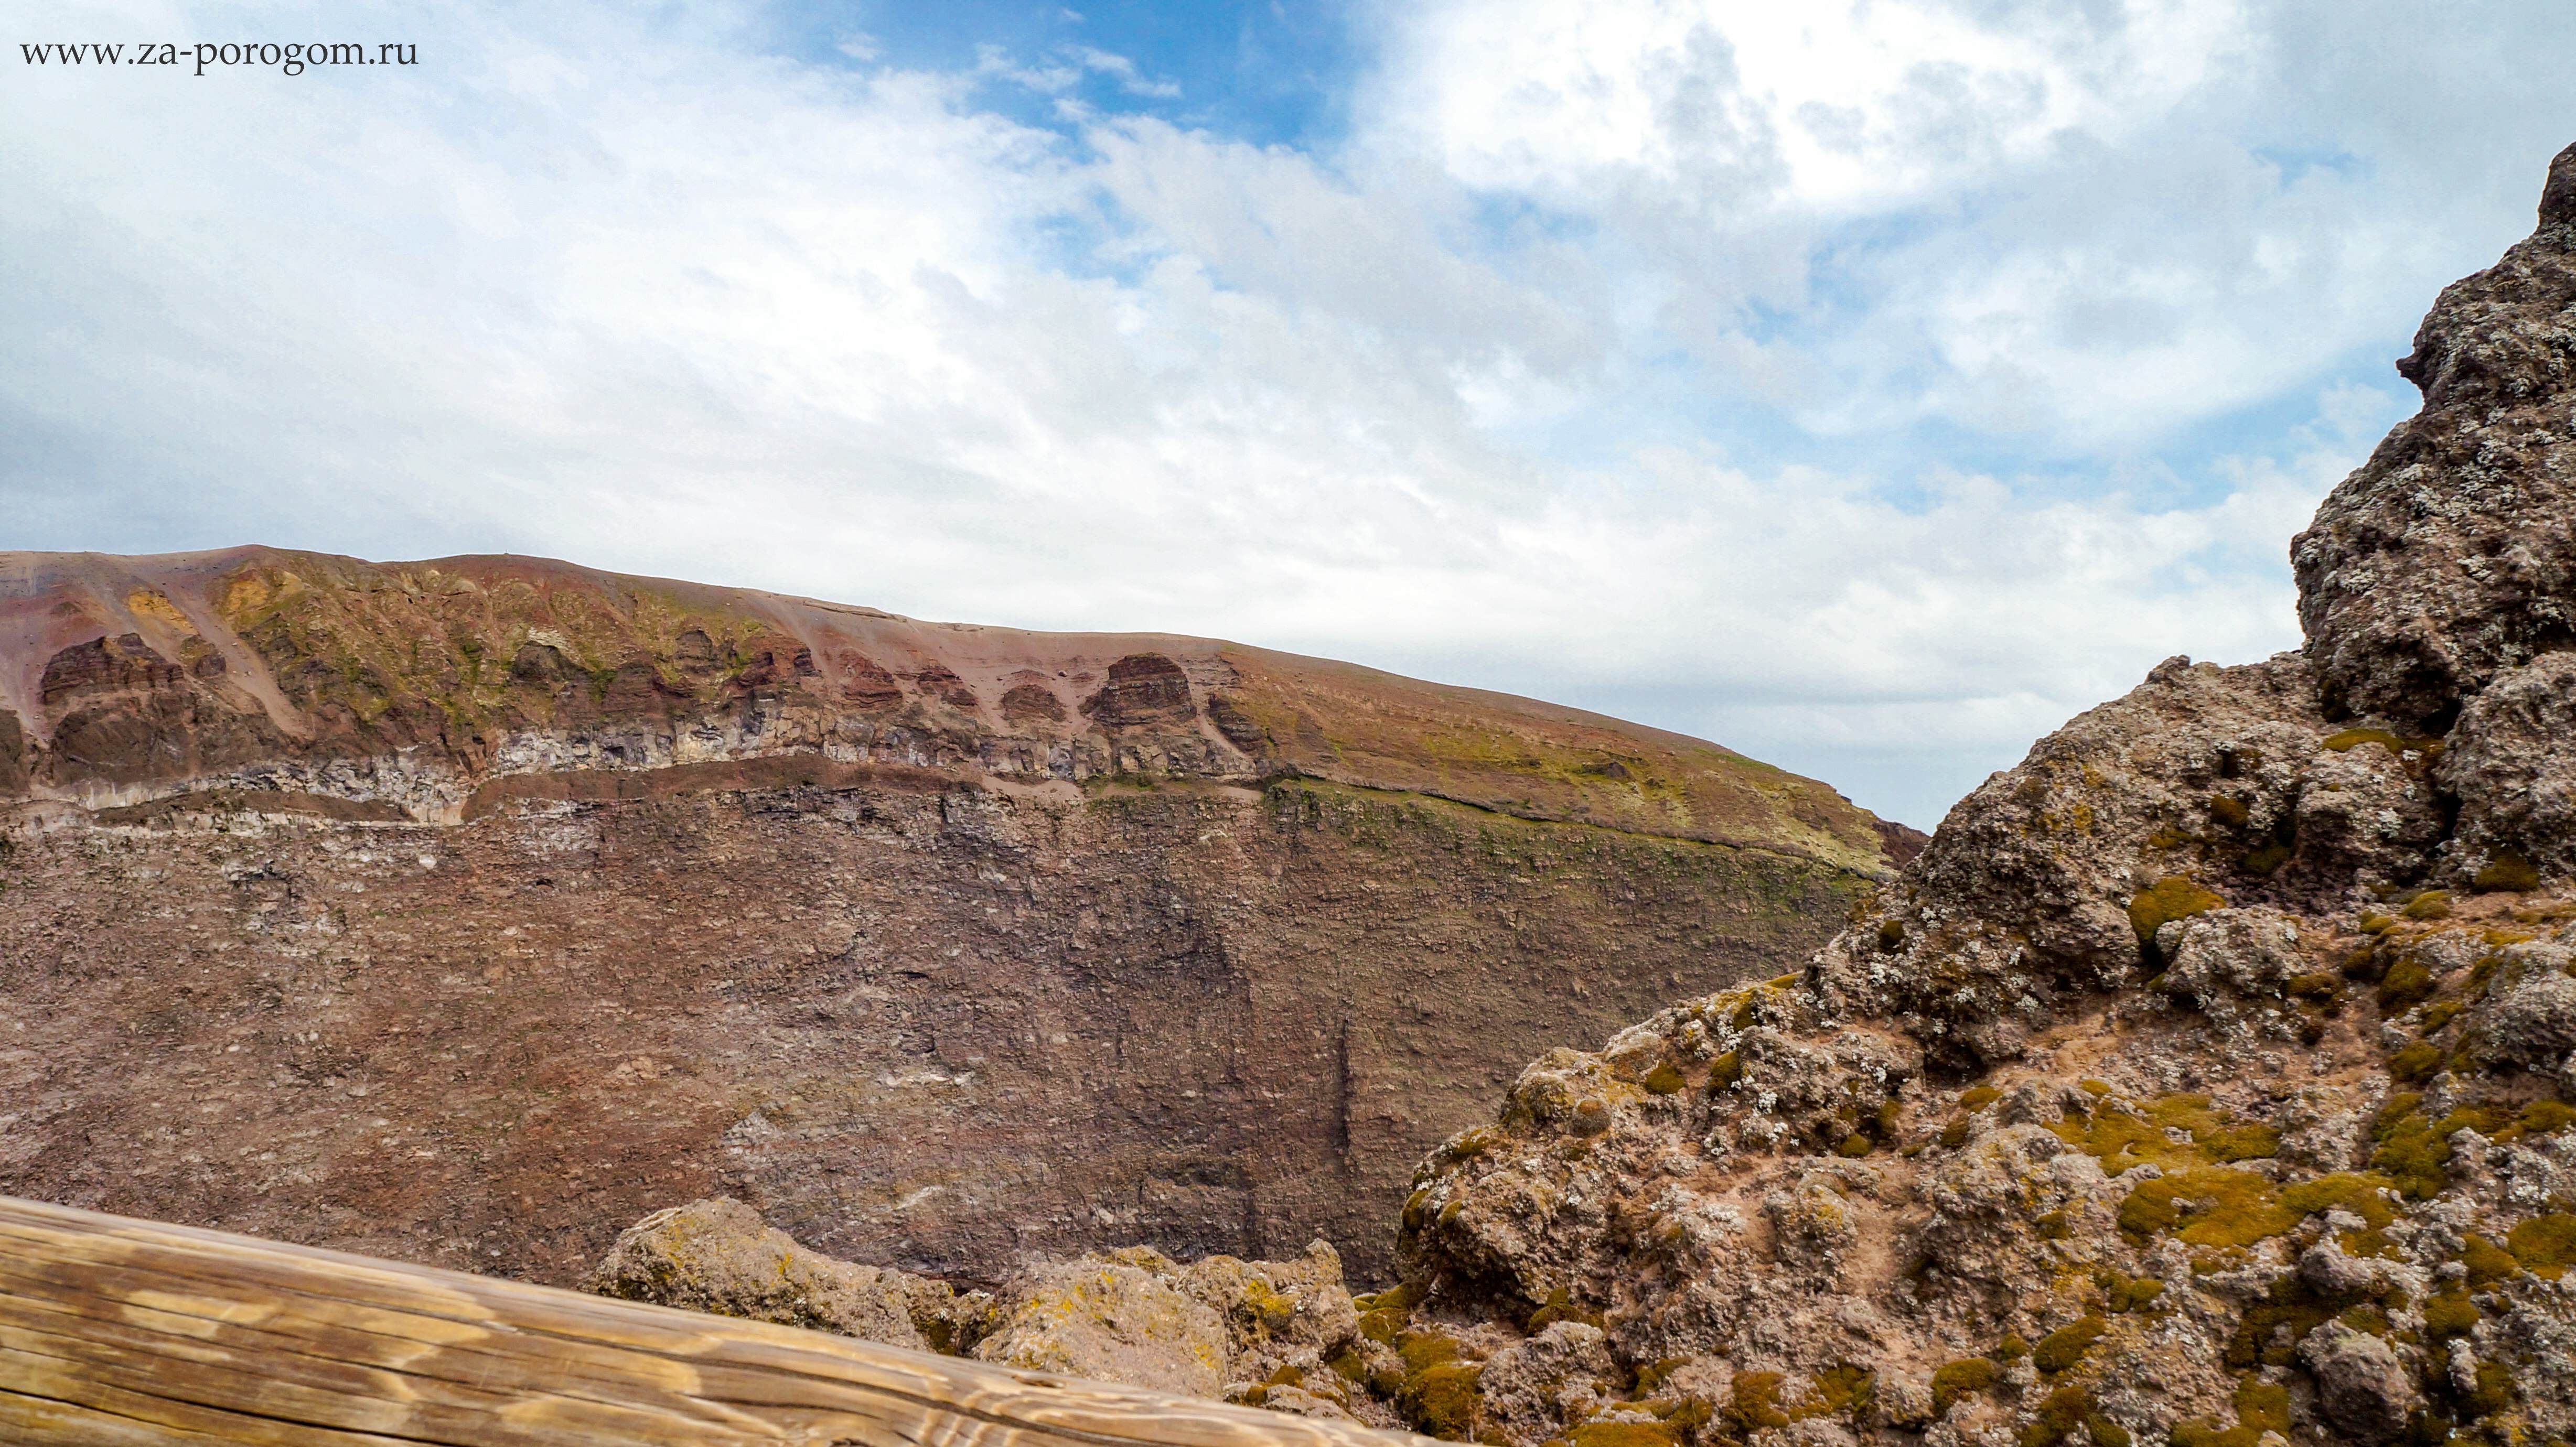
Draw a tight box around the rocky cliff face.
[1327,145,2576,1447]
[0,546,1911,1285]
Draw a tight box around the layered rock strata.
[0,548,1913,1284]
[1322,145,2576,1447]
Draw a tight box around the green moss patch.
[2241,837,2293,877]
[2508,1213,2576,1280]
[2020,1385,2098,1447]
[2128,877,2225,948]
[2201,1122,2282,1162]
[2032,1316,2107,1374]
[2519,1099,2576,1135]
[2402,890,2454,921]
[1569,1424,1676,1447]
[1726,1372,1791,1433]
[2055,1093,2277,1176]
[1708,1052,1745,1092]
[2233,1378,2290,1436]
[2368,1102,2453,1202]
[2225,1276,2345,1369]
[2323,728,2442,757]
[2279,1173,2399,1255]
[2387,1041,2445,1083]
[2369,1098,2551,1200]
[2422,1289,2481,1340]
[1405,1361,1484,1439]
[2119,1167,2295,1247]
[2462,1234,2520,1288]
[2474,852,2543,893]
[2288,971,2343,1001]
[2098,1271,2166,1313]
[1805,1364,1875,1422]
[1931,1359,1997,1418]
[1526,1286,1605,1333]
[2377,956,2439,1013]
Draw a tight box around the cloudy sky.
[6,0,2572,828]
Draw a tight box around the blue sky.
[6,0,2575,828]
[785,0,1361,145]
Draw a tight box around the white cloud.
[1374,0,2251,213]
[3,0,2571,829]
[1364,0,2573,447]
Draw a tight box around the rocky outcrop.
[0,551,1913,1289]
[975,1241,1376,1421]
[2439,652,2576,884]
[2295,143,2576,729]
[589,1197,1399,1428]
[585,1196,983,1353]
[1327,146,2576,1447]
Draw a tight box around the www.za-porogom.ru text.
[20,41,416,75]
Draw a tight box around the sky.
[5,1,2573,830]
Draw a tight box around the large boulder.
[970,1241,1367,1413]
[970,1248,1236,1397]
[2301,1322,2425,1445]
[583,1196,978,1353]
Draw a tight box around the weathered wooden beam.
[0,1196,1427,1447]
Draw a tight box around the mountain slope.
[0,546,1912,1285]
[0,544,1894,873]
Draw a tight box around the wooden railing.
[0,1196,1426,1447]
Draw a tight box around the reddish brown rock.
[0,544,1908,1289]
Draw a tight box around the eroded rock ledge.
[0,544,1904,876]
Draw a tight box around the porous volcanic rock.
[2295,142,2576,729]
[591,1197,1397,1427]
[972,1240,1377,1419]
[2439,651,2576,885]
[584,1195,983,1353]
[1334,147,2576,1447]
[1832,652,2438,1068]
[0,547,1914,1287]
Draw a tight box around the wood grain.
[0,1196,1429,1447]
